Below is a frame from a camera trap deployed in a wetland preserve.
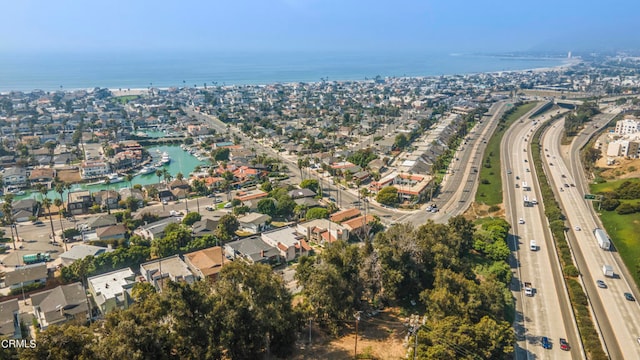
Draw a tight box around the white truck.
[602,265,614,278]
[593,228,611,250]
[524,282,534,296]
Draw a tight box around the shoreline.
[0,56,575,95]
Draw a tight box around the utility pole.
[409,314,426,360]
[354,312,360,359]
[308,317,312,344]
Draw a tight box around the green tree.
[216,214,239,241]
[299,179,319,193]
[394,133,408,150]
[182,212,202,226]
[256,198,277,217]
[305,207,328,220]
[376,186,398,206]
[19,324,96,360]
[213,262,298,359]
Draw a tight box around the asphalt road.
[503,109,580,359]
[544,113,640,360]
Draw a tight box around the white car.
[518,218,525,224]
[574,226,581,231]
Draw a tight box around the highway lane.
[503,110,579,359]
[398,100,509,225]
[543,116,640,359]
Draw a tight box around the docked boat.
[160,152,171,165]
[105,173,124,183]
[138,165,156,175]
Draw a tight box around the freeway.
[502,109,580,359]
[543,112,640,359]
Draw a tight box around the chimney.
[261,250,265,257]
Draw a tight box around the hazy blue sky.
[2,0,638,53]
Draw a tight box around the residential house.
[288,188,316,199]
[3,263,48,290]
[184,246,230,282]
[191,217,219,238]
[0,299,20,338]
[68,190,93,215]
[96,224,127,242]
[296,219,348,245]
[261,227,311,261]
[2,167,28,188]
[31,282,89,329]
[238,212,271,234]
[93,189,120,210]
[80,160,110,180]
[86,214,117,230]
[330,208,361,223]
[60,244,114,266]
[224,236,281,265]
[234,189,268,203]
[28,168,56,189]
[139,255,195,292]
[134,217,182,241]
[87,268,136,315]
[342,214,377,236]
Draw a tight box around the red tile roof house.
[329,208,361,223]
[234,189,269,202]
[260,227,311,262]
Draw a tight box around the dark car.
[596,280,607,289]
[625,292,636,301]
[32,220,44,226]
[541,336,552,349]
[560,338,570,351]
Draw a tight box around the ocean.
[0,51,569,92]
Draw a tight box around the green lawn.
[590,179,640,286]
[476,102,537,206]
[590,178,640,194]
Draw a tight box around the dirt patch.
[463,202,504,220]
[597,157,640,180]
[290,308,408,360]
[56,168,81,183]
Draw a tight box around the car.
[561,174,567,178]
[596,280,607,288]
[524,159,528,162]
[570,183,575,187]
[205,206,214,211]
[32,220,44,226]
[523,149,526,152]
[564,183,570,188]
[507,170,512,174]
[559,338,570,351]
[541,336,552,349]
[162,200,168,205]
[224,202,233,209]
[518,218,525,224]
[515,184,520,188]
[625,292,636,301]
[207,193,216,198]
[560,188,564,192]
[526,168,530,172]
[574,226,581,231]
[214,198,222,203]
[515,176,520,180]
[549,162,553,166]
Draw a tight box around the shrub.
[488,205,500,212]
[564,265,580,277]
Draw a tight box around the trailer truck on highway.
[593,228,611,250]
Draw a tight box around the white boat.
[160,152,171,165]
[105,173,124,183]
[138,165,156,175]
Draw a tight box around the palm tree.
[162,169,172,184]
[53,198,67,251]
[42,198,57,244]
[55,182,65,214]
[104,178,111,215]
[64,182,73,210]
[155,169,163,185]
[2,195,16,250]
[176,172,184,181]
[125,174,133,190]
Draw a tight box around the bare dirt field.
[464,202,504,220]
[290,308,409,360]
[596,157,640,180]
[56,168,81,183]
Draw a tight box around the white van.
[530,240,537,251]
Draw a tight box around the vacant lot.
[56,168,81,183]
